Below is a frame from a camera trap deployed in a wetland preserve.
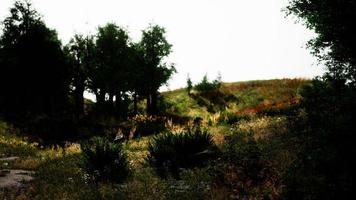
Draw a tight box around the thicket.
[281,79,355,199]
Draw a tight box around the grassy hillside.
[1,79,310,199]
[164,78,308,120]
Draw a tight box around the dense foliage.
[148,128,218,178]
[0,1,177,142]
[0,1,69,119]
[281,79,356,199]
[286,0,356,199]
[194,74,221,93]
[138,25,176,115]
[81,137,131,184]
[287,0,356,84]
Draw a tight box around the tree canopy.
[138,25,176,115]
[285,1,356,198]
[65,34,96,118]
[0,0,69,119]
[286,0,356,84]
[0,1,176,123]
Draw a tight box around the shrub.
[191,74,237,113]
[192,91,230,113]
[194,74,221,93]
[81,137,131,184]
[147,128,218,178]
[131,115,166,137]
[281,79,356,199]
[213,130,279,199]
[224,132,267,183]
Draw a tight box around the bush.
[213,130,279,199]
[281,79,356,200]
[194,74,221,93]
[131,115,166,137]
[81,137,131,184]
[223,132,267,183]
[191,74,237,113]
[192,91,231,113]
[147,128,218,178]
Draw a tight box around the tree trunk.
[151,92,158,115]
[96,90,106,111]
[74,83,85,119]
[115,91,121,117]
[147,91,157,115]
[133,92,138,115]
[146,93,152,115]
[108,92,114,114]
[74,54,85,119]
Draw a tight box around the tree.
[65,34,95,119]
[88,23,131,116]
[284,1,356,198]
[126,43,146,115]
[138,24,176,115]
[0,0,69,119]
[286,0,356,84]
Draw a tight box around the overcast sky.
[0,0,324,91]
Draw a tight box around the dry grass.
[237,116,288,140]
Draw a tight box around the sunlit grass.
[123,137,151,168]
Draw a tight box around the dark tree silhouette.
[0,0,69,119]
[126,43,146,115]
[89,23,131,116]
[0,1,177,123]
[138,25,176,115]
[287,0,356,84]
[65,34,95,119]
[284,1,356,199]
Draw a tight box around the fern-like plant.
[81,137,131,183]
[147,128,218,178]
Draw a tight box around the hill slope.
[163,78,309,121]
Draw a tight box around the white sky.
[0,0,324,91]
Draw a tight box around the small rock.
[0,169,34,189]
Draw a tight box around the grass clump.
[81,136,131,184]
[148,128,218,178]
[27,155,99,200]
